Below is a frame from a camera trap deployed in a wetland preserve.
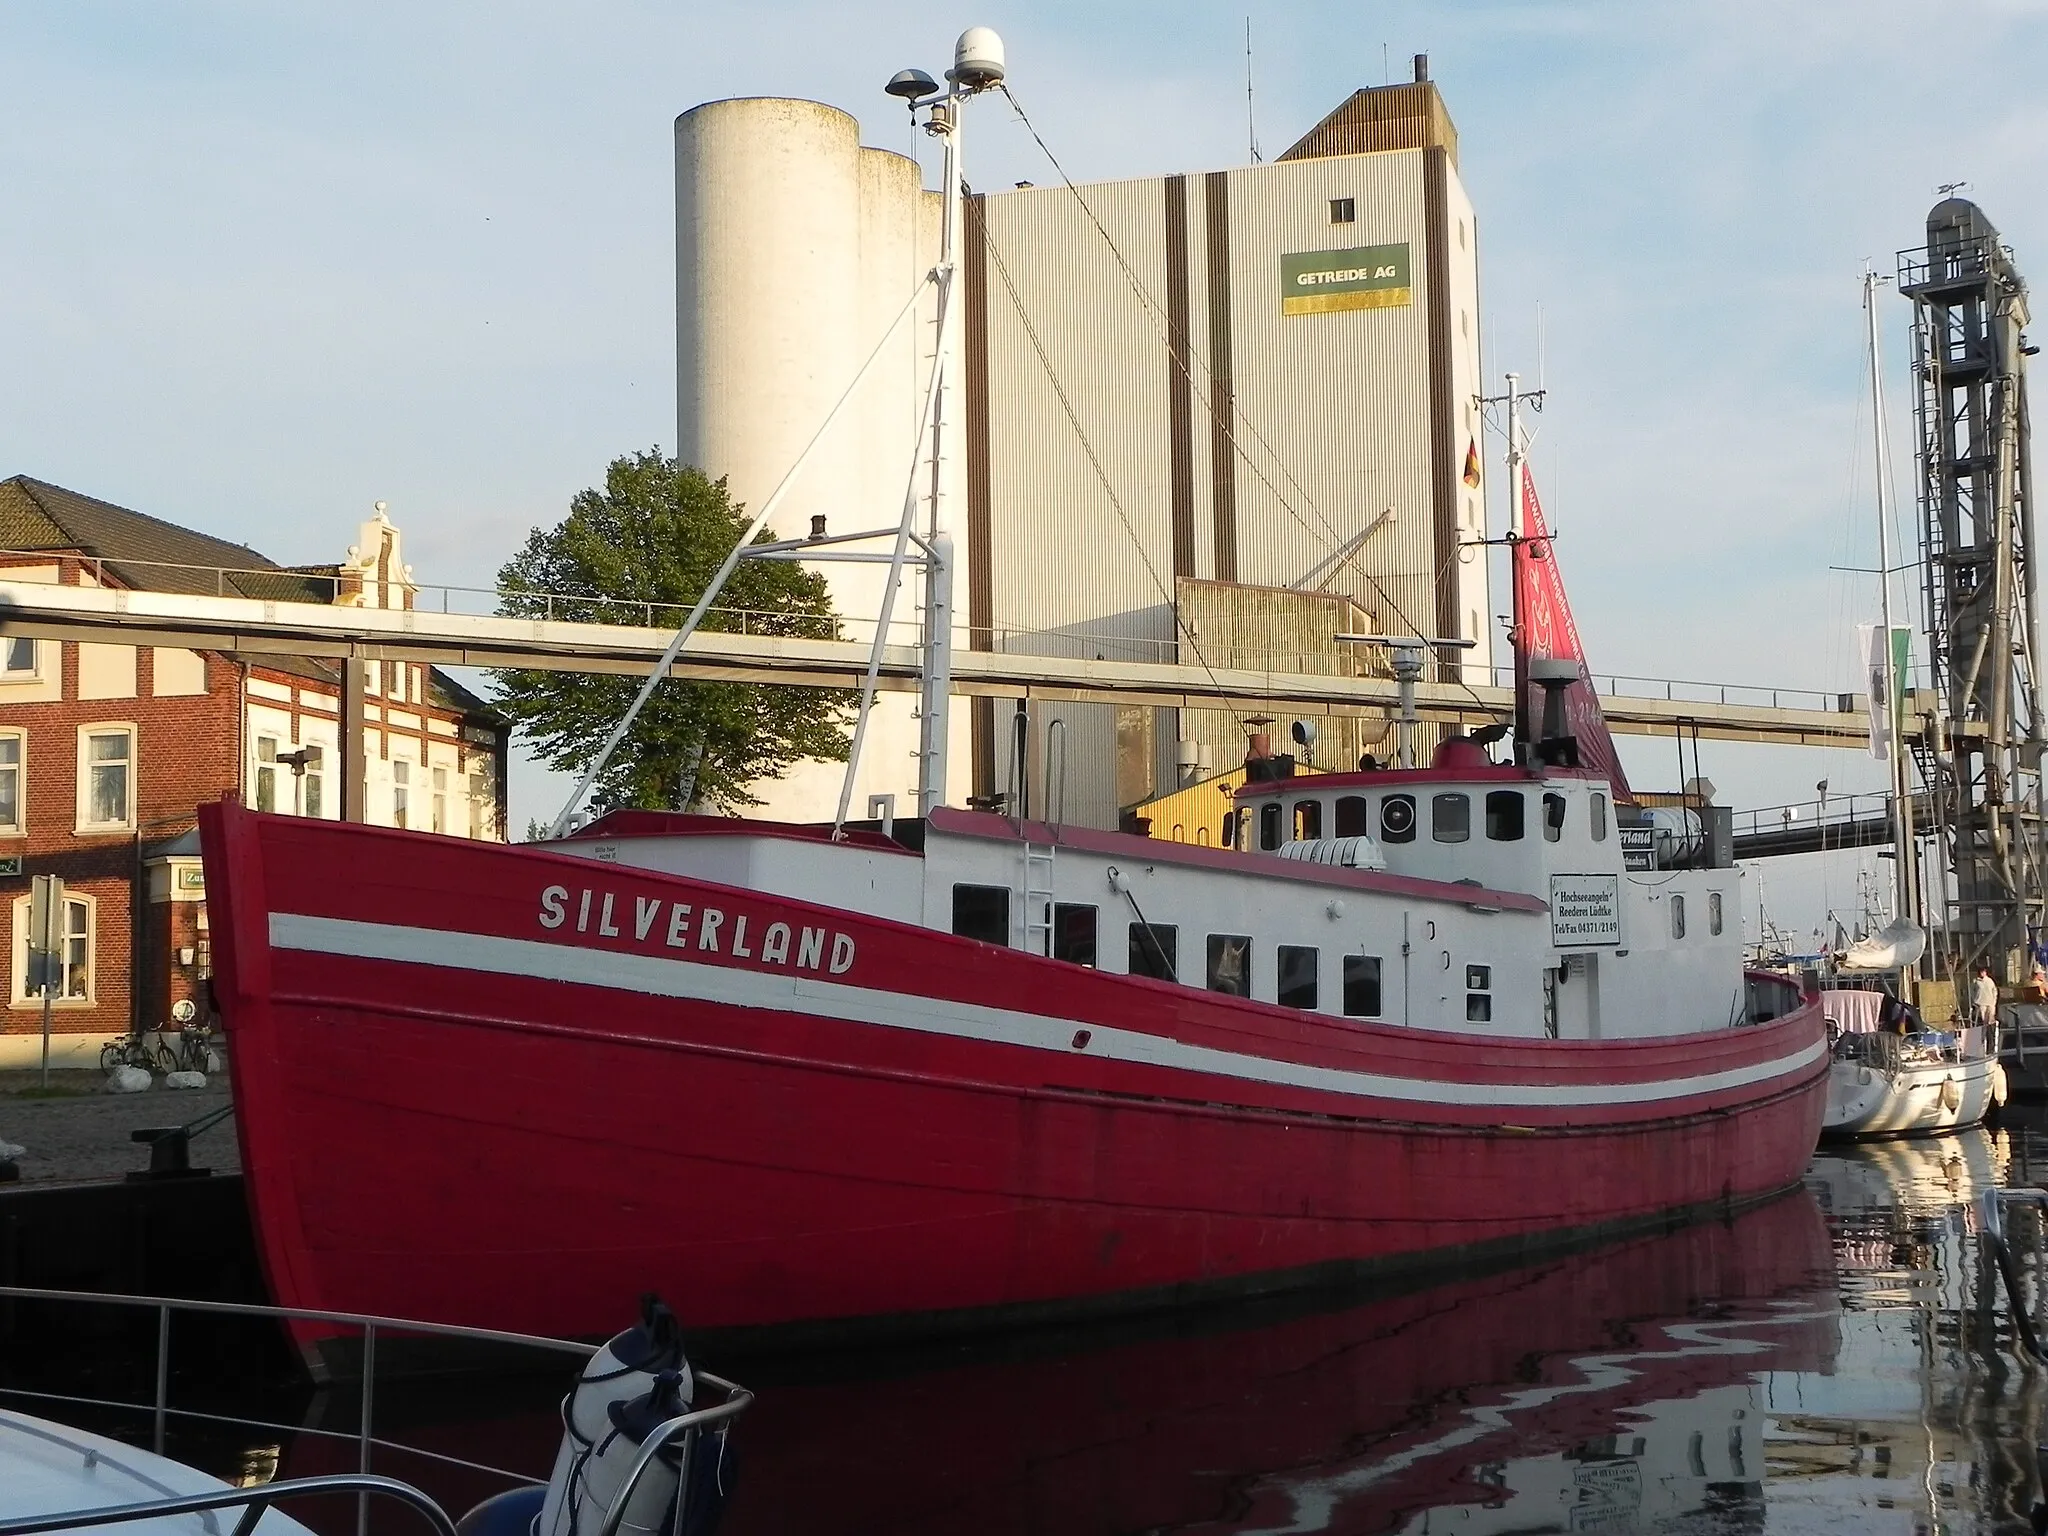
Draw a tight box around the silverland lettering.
[537,883,856,975]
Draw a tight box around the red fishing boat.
[195,41,1824,1353]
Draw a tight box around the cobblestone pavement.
[0,1070,239,1185]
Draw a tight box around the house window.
[1335,795,1368,837]
[392,759,411,829]
[1671,893,1687,940]
[77,726,134,831]
[1329,197,1356,224]
[303,746,325,818]
[2,638,35,676]
[0,732,22,834]
[1543,792,1566,843]
[1380,795,1417,843]
[1278,945,1318,1010]
[952,884,1009,945]
[1259,802,1283,851]
[1591,793,1609,842]
[1432,793,1471,843]
[1053,903,1097,967]
[1129,922,1178,981]
[254,736,280,814]
[1466,963,1493,1022]
[1709,891,1724,937]
[1343,954,1383,1017]
[431,765,449,833]
[13,891,92,1003]
[1484,791,1524,842]
[1207,934,1252,996]
[1294,799,1322,841]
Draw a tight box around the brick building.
[0,477,509,1067]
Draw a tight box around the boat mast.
[1504,371,1531,748]
[1865,266,1922,974]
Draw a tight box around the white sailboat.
[1823,270,2004,1138]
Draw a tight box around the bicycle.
[99,1026,161,1075]
[161,1020,220,1075]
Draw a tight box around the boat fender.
[454,1486,545,1536]
[602,1377,736,1536]
[537,1296,691,1536]
[1941,1077,1961,1112]
[1994,1062,2010,1107]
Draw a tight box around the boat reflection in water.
[716,1195,1839,1535]
[1776,1124,2045,1531]
[269,1122,2048,1532]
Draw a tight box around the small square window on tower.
[1329,197,1356,224]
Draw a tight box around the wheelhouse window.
[1380,794,1417,843]
[1129,922,1178,981]
[1466,963,1493,1022]
[1709,891,1724,937]
[1294,799,1322,841]
[1053,903,1097,967]
[0,731,22,834]
[1278,945,1318,1009]
[1335,795,1368,838]
[1207,934,1252,996]
[1259,802,1283,851]
[77,725,134,832]
[1484,791,1524,842]
[1221,810,1240,850]
[1590,792,1609,841]
[1432,793,1470,843]
[1343,954,1383,1018]
[952,884,1010,945]
[1543,792,1566,843]
[1671,893,1687,939]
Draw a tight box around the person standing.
[1973,964,2000,1031]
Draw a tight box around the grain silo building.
[964,69,1489,826]
[676,68,1488,828]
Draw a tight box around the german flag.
[1462,438,1482,489]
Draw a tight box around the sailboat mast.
[1864,268,1922,966]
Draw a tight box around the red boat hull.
[197,803,1828,1344]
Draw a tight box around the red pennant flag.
[1512,458,1634,803]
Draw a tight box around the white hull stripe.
[268,914,1826,1112]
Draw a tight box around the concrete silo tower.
[676,98,961,820]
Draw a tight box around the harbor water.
[15,1115,2048,1533]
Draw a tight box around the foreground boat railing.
[0,1284,752,1536]
[0,1473,459,1536]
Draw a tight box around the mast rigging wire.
[995,82,1496,721]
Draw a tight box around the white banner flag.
[1859,623,1910,762]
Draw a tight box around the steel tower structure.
[1900,198,2043,985]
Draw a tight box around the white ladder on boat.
[1022,842,1056,956]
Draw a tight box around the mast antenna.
[1245,18,1261,162]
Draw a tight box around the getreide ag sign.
[1281,243,1412,316]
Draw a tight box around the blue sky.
[3,0,2042,935]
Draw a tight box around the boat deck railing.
[0,1284,751,1536]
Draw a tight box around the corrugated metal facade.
[970,82,1487,827]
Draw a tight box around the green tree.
[492,451,852,812]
